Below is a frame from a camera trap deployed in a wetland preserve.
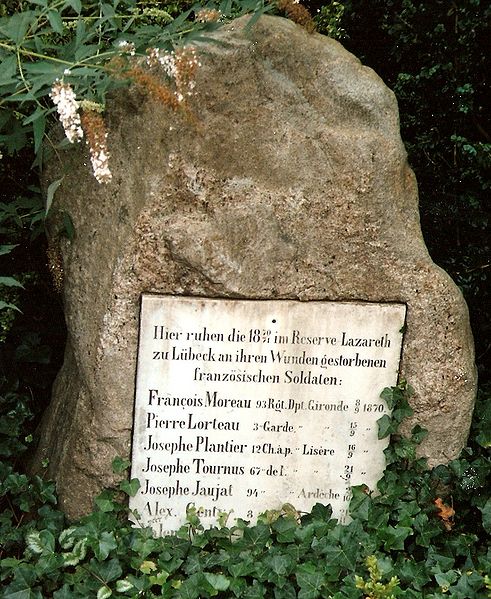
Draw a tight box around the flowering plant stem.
[0,0,270,186]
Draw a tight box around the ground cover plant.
[1,383,491,597]
[1,0,490,597]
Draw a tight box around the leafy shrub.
[1,382,490,598]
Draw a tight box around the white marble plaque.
[130,296,406,535]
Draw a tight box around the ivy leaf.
[111,456,131,474]
[380,386,397,409]
[411,425,428,445]
[295,563,325,599]
[394,438,417,460]
[478,498,491,534]
[119,478,140,497]
[94,531,117,560]
[413,513,440,547]
[52,584,75,599]
[433,567,458,590]
[397,560,431,590]
[451,570,485,596]
[90,558,122,584]
[392,403,414,423]
[379,525,413,551]
[130,533,157,558]
[306,503,333,522]
[377,414,396,439]
[241,580,265,599]
[264,552,294,585]
[4,563,42,599]
[271,517,297,543]
[97,586,112,599]
[203,573,230,592]
[228,555,255,577]
[272,581,296,599]
[243,524,271,549]
[39,530,55,553]
[349,486,371,521]
[178,574,201,599]
[94,490,117,513]
[323,543,356,571]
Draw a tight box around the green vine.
[1,383,490,597]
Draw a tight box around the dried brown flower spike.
[80,110,112,184]
[277,0,316,33]
[195,8,221,23]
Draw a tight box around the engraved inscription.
[130,296,406,535]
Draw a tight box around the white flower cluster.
[146,47,177,79]
[116,39,136,55]
[160,52,178,80]
[49,80,83,143]
[145,46,200,103]
[88,137,112,184]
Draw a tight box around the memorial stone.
[31,15,477,520]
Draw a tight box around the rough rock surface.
[32,15,476,519]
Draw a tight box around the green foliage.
[313,1,345,39]
[0,0,271,340]
[1,382,490,598]
[472,386,491,449]
[0,191,44,341]
[355,555,401,599]
[0,0,269,163]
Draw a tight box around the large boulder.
[32,15,476,519]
